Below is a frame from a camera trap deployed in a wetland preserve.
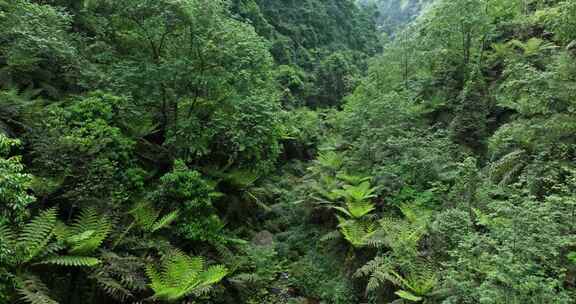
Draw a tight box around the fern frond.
[18,208,58,262]
[199,264,228,286]
[150,210,179,233]
[69,208,111,254]
[146,251,227,301]
[489,149,526,185]
[346,200,376,219]
[93,251,147,295]
[338,218,377,248]
[40,256,101,267]
[93,274,134,301]
[320,230,342,242]
[36,242,66,260]
[130,202,160,231]
[336,172,371,185]
[355,255,398,294]
[16,274,59,304]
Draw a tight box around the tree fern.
[355,255,437,300]
[3,208,111,304]
[146,250,228,301]
[309,151,344,175]
[337,217,377,248]
[336,172,371,185]
[334,182,378,205]
[331,182,377,218]
[56,207,111,255]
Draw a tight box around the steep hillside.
[2,0,576,304]
[359,0,433,33]
[232,0,380,107]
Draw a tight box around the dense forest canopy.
[358,0,432,33]
[1,0,576,303]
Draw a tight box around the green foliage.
[337,218,377,248]
[129,202,179,234]
[438,196,575,303]
[289,250,358,304]
[360,0,432,33]
[154,160,225,244]
[232,0,380,106]
[90,251,148,302]
[229,244,288,303]
[4,0,576,303]
[146,250,227,302]
[0,133,34,224]
[1,208,108,303]
[0,0,78,93]
[28,92,138,207]
[55,208,112,255]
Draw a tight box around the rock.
[251,230,274,247]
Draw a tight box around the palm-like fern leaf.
[336,172,371,185]
[130,202,179,233]
[337,218,377,248]
[18,208,58,263]
[334,182,378,204]
[69,208,111,254]
[355,255,399,293]
[489,149,526,185]
[146,251,228,301]
[150,210,179,233]
[40,256,101,267]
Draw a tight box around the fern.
[16,274,59,304]
[18,208,58,263]
[331,182,378,219]
[337,218,377,248]
[150,210,179,232]
[3,208,110,304]
[91,251,147,301]
[320,230,342,243]
[355,255,437,300]
[355,255,399,293]
[336,172,371,185]
[0,221,16,261]
[40,256,101,267]
[310,151,344,175]
[56,208,111,255]
[146,251,228,301]
[334,182,378,205]
[510,38,557,57]
[489,149,527,185]
[130,202,179,233]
